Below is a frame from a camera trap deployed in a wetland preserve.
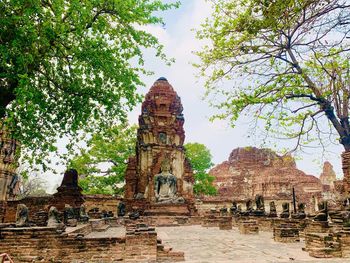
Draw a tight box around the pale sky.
[130,0,343,175]
[43,0,344,192]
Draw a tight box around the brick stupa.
[125,78,195,215]
[52,169,84,210]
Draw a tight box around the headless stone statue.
[241,199,253,216]
[230,201,238,215]
[64,204,77,227]
[220,206,228,216]
[314,201,328,222]
[117,202,126,217]
[154,159,183,203]
[280,202,290,218]
[129,207,140,220]
[15,204,29,227]
[253,195,265,216]
[47,206,65,230]
[79,204,89,223]
[292,203,306,219]
[268,201,277,217]
[343,197,350,210]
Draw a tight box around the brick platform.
[274,225,300,243]
[219,216,232,230]
[238,219,259,235]
[304,221,342,258]
[0,220,185,262]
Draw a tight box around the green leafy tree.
[184,142,217,196]
[70,124,137,195]
[196,0,350,191]
[0,0,179,167]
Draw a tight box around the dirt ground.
[157,225,350,263]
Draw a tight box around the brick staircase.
[156,238,184,262]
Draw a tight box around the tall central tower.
[125,78,195,214]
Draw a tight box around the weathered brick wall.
[219,216,232,230]
[125,225,157,262]
[195,200,232,216]
[3,194,121,224]
[83,194,122,216]
[4,196,52,223]
[209,147,324,210]
[0,221,186,262]
[0,227,125,262]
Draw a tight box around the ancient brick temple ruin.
[125,77,195,216]
[0,168,185,262]
[3,78,350,261]
[208,147,339,213]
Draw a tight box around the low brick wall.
[4,196,53,223]
[219,216,232,230]
[142,216,189,226]
[84,194,122,216]
[195,200,232,216]
[0,226,125,262]
[3,194,121,225]
[0,219,185,262]
[125,225,157,262]
[202,214,220,227]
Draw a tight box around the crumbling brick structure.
[125,78,195,215]
[0,221,184,262]
[209,147,323,211]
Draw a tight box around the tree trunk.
[0,81,16,119]
[341,150,350,196]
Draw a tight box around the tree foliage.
[0,0,179,167]
[196,0,350,152]
[69,124,137,195]
[184,142,217,196]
